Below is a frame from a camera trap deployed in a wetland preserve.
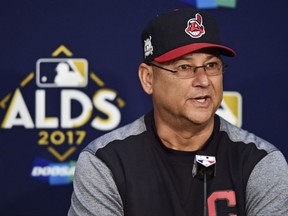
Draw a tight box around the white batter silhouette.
[54,62,84,86]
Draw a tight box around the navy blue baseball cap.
[141,8,236,63]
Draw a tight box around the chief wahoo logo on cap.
[185,13,205,38]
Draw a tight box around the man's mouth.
[191,95,211,107]
[194,95,209,102]
[195,98,206,103]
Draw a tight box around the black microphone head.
[192,153,216,180]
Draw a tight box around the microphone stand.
[192,154,216,216]
[203,169,207,216]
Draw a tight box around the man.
[68,8,288,216]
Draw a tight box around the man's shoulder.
[218,116,278,154]
[83,115,147,155]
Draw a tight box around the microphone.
[192,154,216,180]
[192,153,216,216]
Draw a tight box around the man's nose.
[192,68,210,87]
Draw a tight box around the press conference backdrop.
[1,0,287,215]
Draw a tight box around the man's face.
[150,50,223,127]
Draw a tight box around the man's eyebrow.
[204,55,221,61]
[175,54,220,61]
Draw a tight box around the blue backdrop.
[1,0,287,215]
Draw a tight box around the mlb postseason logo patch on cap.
[144,36,153,59]
[185,13,205,38]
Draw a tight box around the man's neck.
[154,114,214,152]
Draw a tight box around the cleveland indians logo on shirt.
[185,13,205,38]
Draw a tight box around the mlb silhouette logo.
[195,155,216,167]
[36,58,88,87]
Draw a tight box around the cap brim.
[154,43,236,63]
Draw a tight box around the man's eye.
[206,62,218,68]
[177,65,191,71]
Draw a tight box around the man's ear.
[138,63,153,95]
